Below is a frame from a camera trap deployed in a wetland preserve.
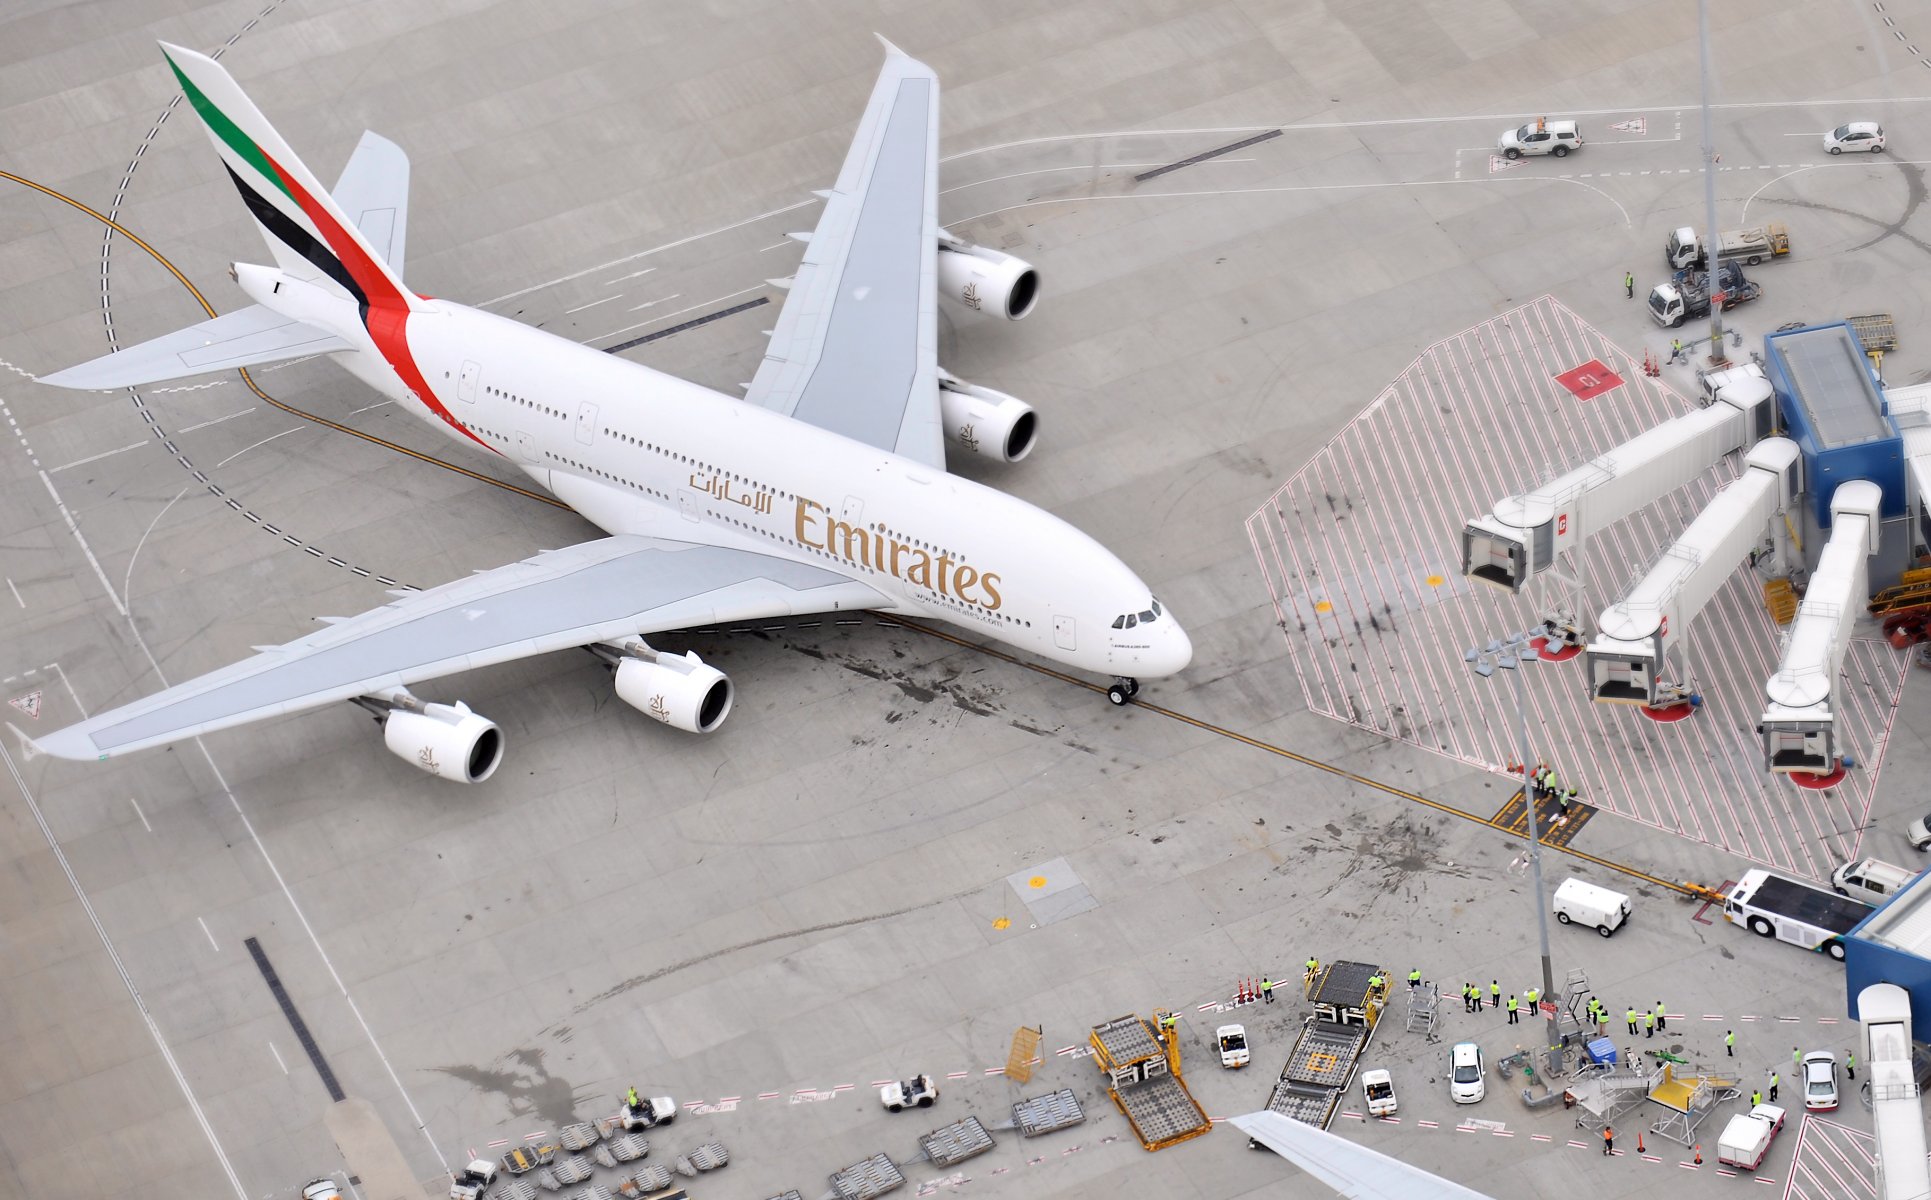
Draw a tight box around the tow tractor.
[881,1074,939,1111]
[1217,1025,1250,1069]
[620,1092,678,1131]
[447,1160,498,1200]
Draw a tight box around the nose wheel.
[1107,678,1141,705]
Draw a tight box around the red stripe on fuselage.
[260,155,496,455]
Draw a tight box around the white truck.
[1716,1103,1786,1169]
[1648,261,1759,327]
[1666,223,1790,270]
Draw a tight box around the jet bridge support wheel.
[1107,678,1140,705]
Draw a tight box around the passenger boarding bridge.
[1588,437,1799,719]
[1460,372,1773,655]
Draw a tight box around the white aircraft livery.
[34,40,1191,782]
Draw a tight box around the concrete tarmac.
[1,1,1927,1198]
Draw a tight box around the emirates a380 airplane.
[35,40,1191,782]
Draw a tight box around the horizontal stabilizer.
[38,303,350,390]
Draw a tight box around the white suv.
[1499,119,1581,159]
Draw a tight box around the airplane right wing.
[1228,1112,1497,1200]
[37,536,886,762]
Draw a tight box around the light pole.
[1466,634,1562,1070]
[1696,0,1727,365]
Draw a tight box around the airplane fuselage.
[262,268,1191,682]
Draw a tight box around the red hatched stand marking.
[1530,1133,1551,1142]
[984,1067,1004,1075]
[524,1131,546,1141]
[759,1091,781,1099]
[1417,1120,1439,1128]
[946,1071,969,1080]
[1555,359,1624,401]
[486,1139,509,1148]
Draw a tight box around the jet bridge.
[1461,373,1774,651]
[1586,438,1800,717]
[1761,480,1883,780]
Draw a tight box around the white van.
[1553,877,1631,937]
[1831,858,1917,905]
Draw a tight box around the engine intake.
[937,373,1037,462]
[382,702,503,783]
[614,651,733,733]
[936,239,1039,320]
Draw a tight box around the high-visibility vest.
[1627,1008,1637,1023]
[1409,970,1421,984]
[1507,997,1518,1011]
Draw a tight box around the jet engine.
[936,234,1039,320]
[613,649,734,733]
[380,701,503,783]
[938,372,1037,462]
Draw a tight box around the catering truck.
[1666,223,1790,269]
[1716,1103,1786,1170]
[1724,869,1872,960]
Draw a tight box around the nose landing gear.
[1107,678,1141,705]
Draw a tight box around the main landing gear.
[1107,678,1141,706]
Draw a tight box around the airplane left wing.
[743,40,944,469]
[38,537,886,760]
[1228,1112,1496,1200]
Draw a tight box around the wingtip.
[873,33,903,57]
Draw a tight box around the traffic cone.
[1693,1144,1702,1165]
[1637,1131,1645,1154]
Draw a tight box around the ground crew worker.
[1602,1125,1615,1155]
[1670,337,1684,364]
[1508,995,1520,1024]
[1655,1001,1667,1032]
[1846,1049,1856,1079]
[1627,1006,1638,1034]
[1726,1030,1735,1057]
[1624,270,1634,299]
[1644,1010,1656,1038]
[1261,976,1274,1003]
[1525,986,1540,1008]
[1793,1046,1801,1069]
[1305,956,1319,978]
[1565,785,1579,807]
[1556,789,1571,816]
[1768,1070,1780,1102]
[626,1086,641,1111]
[1751,1088,1762,1106]
[1368,972,1385,994]
[1465,983,1477,1013]
[1408,968,1422,989]
[1490,981,1500,1008]
[1161,1013,1180,1035]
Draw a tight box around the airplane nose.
[1152,620,1193,676]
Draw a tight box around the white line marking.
[39,470,125,617]
[268,1040,288,1075]
[197,916,220,953]
[0,740,247,1198]
[348,400,393,415]
[584,285,765,344]
[564,294,623,313]
[50,662,85,717]
[123,484,193,611]
[179,407,255,434]
[5,579,19,608]
[627,293,681,312]
[129,796,152,832]
[49,440,148,473]
[601,266,657,285]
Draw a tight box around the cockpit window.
[1111,616,1125,630]
[1138,609,1157,623]
[1124,614,1137,629]
[1151,599,1163,617]
[1112,598,1164,630]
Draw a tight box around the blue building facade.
[1845,870,1931,1025]
[1763,322,1905,528]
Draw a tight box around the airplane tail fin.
[160,41,421,313]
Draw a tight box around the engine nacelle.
[936,241,1039,320]
[382,702,503,783]
[937,373,1037,462]
[614,652,734,733]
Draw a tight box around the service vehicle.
[1648,261,1759,328]
[881,1074,939,1111]
[1666,222,1790,269]
[1449,1042,1486,1104]
[301,1182,342,1200]
[1825,121,1885,153]
[1724,869,1872,960]
[448,1160,498,1200]
[619,1093,678,1131]
[1498,117,1581,159]
[1360,1068,1398,1116]
[1696,362,1768,406]
[1217,1024,1251,1069]
[1552,877,1631,936]
[1909,810,1931,851]
[1716,1103,1786,1169]
[1802,1050,1840,1111]
[1831,857,1918,904]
